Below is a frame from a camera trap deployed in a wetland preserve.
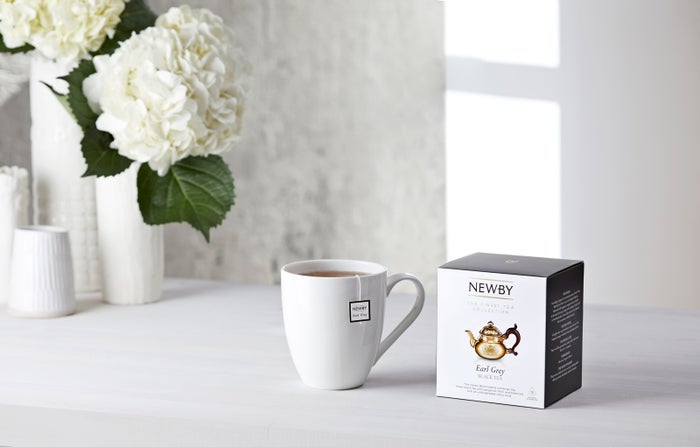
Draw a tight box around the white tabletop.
[0,278,698,446]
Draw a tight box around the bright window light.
[445,0,559,67]
[446,92,561,260]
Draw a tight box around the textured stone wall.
[0,0,445,290]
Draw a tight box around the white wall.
[446,0,700,309]
[560,0,700,309]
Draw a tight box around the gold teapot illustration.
[465,321,521,360]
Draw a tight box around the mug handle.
[374,273,425,364]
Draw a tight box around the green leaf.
[95,0,157,56]
[0,34,33,54]
[81,125,133,177]
[40,81,76,121]
[137,156,235,242]
[59,59,98,130]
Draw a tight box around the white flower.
[0,0,127,65]
[83,6,250,175]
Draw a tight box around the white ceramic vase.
[96,164,164,305]
[30,54,101,298]
[0,166,29,303]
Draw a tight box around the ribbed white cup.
[7,226,76,318]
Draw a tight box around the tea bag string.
[354,274,363,302]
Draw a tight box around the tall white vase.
[0,166,29,303]
[30,55,101,297]
[96,164,164,305]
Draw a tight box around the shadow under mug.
[281,259,425,390]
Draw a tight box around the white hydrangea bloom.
[0,0,127,65]
[83,6,250,175]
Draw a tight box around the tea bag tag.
[349,274,370,323]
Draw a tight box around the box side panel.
[544,263,584,406]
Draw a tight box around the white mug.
[7,226,76,318]
[281,259,425,390]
